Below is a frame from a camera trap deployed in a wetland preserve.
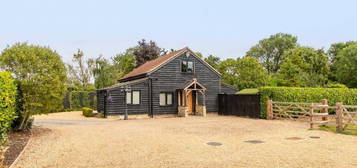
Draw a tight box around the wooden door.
[187,91,193,114]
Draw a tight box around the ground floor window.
[126,91,140,104]
[160,92,173,106]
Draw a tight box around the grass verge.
[319,125,357,136]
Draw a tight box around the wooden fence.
[267,99,357,132]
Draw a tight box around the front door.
[187,91,196,114]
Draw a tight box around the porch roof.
[180,78,206,91]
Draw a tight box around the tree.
[334,44,357,88]
[204,55,221,69]
[92,56,116,89]
[277,47,329,87]
[218,57,269,89]
[112,48,136,79]
[246,33,298,73]
[0,43,67,130]
[328,41,357,81]
[133,39,164,67]
[70,49,95,88]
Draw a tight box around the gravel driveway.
[13,112,357,168]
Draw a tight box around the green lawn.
[236,88,259,95]
[320,125,357,136]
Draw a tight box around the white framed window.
[181,60,194,73]
[160,92,173,106]
[126,91,140,104]
[132,91,140,104]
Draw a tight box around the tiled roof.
[120,47,188,80]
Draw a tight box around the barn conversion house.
[97,47,237,117]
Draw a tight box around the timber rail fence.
[266,99,357,132]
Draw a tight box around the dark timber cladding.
[96,47,239,116]
[218,94,261,118]
[150,51,221,114]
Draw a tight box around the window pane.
[167,93,173,105]
[126,92,131,104]
[187,61,193,72]
[160,93,166,106]
[181,61,187,72]
[132,91,140,104]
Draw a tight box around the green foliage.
[246,33,298,73]
[66,91,96,110]
[325,83,347,88]
[259,87,357,118]
[112,48,136,80]
[0,43,67,130]
[204,55,221,69]
[277,47,329,87]
[320,125,357,136]
[334,44,357,88]
[328,41,357,82]
[0,72,17,144]
[218,57,269,89]
[82,107,94,117]
[236,89,259,95]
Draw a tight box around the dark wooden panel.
[218,94,261,118]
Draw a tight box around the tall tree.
[70,49,95,88]
[204,55,221,69]
[0,43,67,130]
[246,33,298,73]
[112,48,136,79]
[92,56,116,89]
[133,39,164,67]
[277,47,329,87]
[334,44,357,88]
[218,57,269,89]
[328,41,357,81]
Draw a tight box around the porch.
[177,78,206,117]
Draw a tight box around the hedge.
[64,91,96,110]
[0,72,17,144]
[260,87,357,118]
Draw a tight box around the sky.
[1,0,357,63]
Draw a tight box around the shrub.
[325,83,348,88]
[259,87,357,118]
[82,107,94,117]
[0,72,17,144]
[64,91,96,110]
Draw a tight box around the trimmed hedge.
[260,87,357,118]
[82,107,94,117]
[64,91,96,110]
[0,72,17,144]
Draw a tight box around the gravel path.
[13,112,357,168]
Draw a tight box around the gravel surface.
[13,112,357,168]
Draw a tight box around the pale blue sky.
[1,0,356,63]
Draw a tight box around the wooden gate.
[218,94,261,118]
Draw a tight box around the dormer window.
[181,60,194,73]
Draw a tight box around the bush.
[325,83,348,88]
[64,91,96,111]
[259,87,357,118]
[82,107,94,117]
[0,72,17,144]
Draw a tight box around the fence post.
[310,104,314,129]
[321,99,328,124]
[336,102,343,131]
[267,100,273,120]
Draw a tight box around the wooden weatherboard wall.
[97,48,232,116]
[150,51,221,114]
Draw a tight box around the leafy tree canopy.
[334,44,357,88]
[218,57,269,89]
[246,33,298,73]
[204,55,221,69]
[277,47,329,87]
[0,42,67,129]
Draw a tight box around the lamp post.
[123,85,131,120]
